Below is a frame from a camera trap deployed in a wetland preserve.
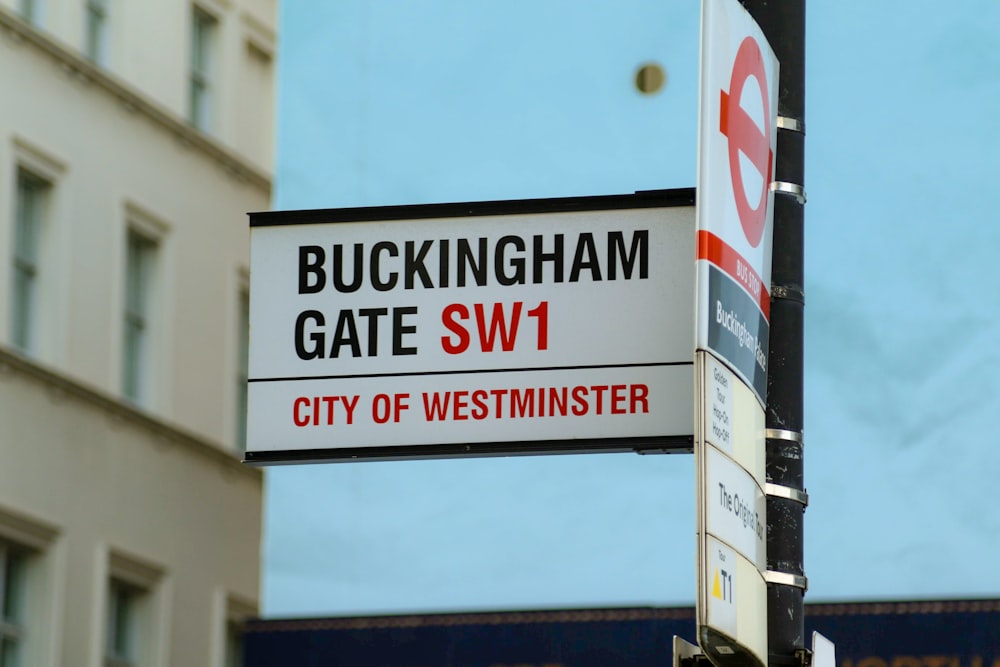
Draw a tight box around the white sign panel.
[705,354,734,455]
[696,352,768,667]
[246,192,696,463]
[704,356,765,479]
[701,536,767,665]
[696,0,779,405]
[695,1,776,665]
[706,445,765,570]
[812,632,836,667]
[705,538,739,637]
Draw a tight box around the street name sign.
[245,190,696,464]
[694,0,778,666]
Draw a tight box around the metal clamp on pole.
[764,571,808,591]
[777,115,805,134]
[770,181,807,204]
[766,483,809,507]
[771,284,805,304]
[765,428,803,444]
[766,430,807,504]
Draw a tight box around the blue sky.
[262,0,1000,616]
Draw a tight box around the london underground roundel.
[720,36,773,249]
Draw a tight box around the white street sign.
[246,192,696,463]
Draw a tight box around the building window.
[189,6,217,130]
[105,551,165,667]
[105,579,140,667]
[123,230,156,404]
[238,31,275,166]
[236,289,249,449]
[0,509,59,667]
[0,544,28,666]
[85,0,109,64]
[12,169,50,354]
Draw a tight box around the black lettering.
[358,308,388,356]
[370,241,398,291]
[438,239,450,288]
[393,307,418,355]
[294,310,325,359]
[331,309,361,357]
[331,244,363,293]
[404,240,434,289]
[532,234,563,283]
[496,235,526,286]
[457,238,487,287]
[298,246,326,294]
[569,232,602,282]
[608,230,648,279]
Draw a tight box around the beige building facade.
[0,0,275,664]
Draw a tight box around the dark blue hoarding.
[244,608,695,667]
[806,601,1000,667]
[244,600,1000,667]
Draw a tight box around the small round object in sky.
[635,62,667,94]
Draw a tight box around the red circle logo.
[719,36,772,249]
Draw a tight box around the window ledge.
[0,345,261,483]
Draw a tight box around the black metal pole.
[740,1,807,665]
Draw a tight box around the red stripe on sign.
[697,230,770,320]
